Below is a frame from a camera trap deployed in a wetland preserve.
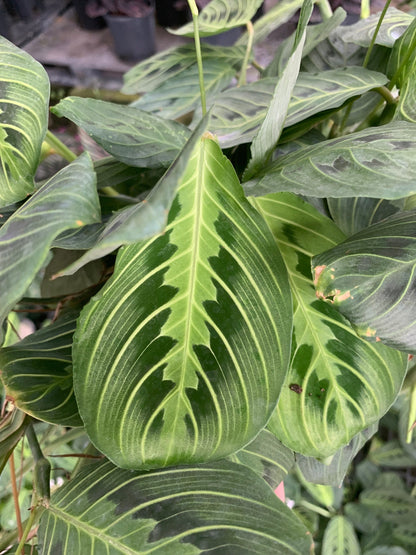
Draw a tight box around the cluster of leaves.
[1,0,416,552]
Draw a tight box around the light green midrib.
[164,140,206,463]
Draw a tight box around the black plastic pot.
[155,0,190,27]
[202,26,242,46]
[105,9,156,62]
[73,0,106,30]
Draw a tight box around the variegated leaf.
[0,36,49,207]
[51,98,191,168]
[0,154,100,342]
[322,516,360,555]
[0,312,82,427]
[38,459,313,554]
[131,59,235,120]
[312,210,416,353]
[73,136,292,470]
[122,43,245,94]
[250,193,407,458]
[244,122,416,199]
[341,8,414,48]
[210,67,388,148]
[170,0,263,37]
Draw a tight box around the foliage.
[1,0,416,552]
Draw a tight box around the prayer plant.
[1,0,416,552]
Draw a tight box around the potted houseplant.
[86,0,156,61]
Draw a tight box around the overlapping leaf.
[313,210,416,353]
[237,0,304,46]
[297,424,377,486]
[38,459,312,554]
[0,312,82,427]
[0,154,100,342]
[0,36,49,207]
[210,67,388,148]
[56,116,210,276]
[73,136,292,470]
[170,0,263,37]
[132,59,235,120]
[245,0,312,179]
[122,43,245,94]
[327,197,403,236]
[322,516,360,554]
[244,122,416,199]
[341,8,414,48]
[232,429,295,490]
[52,98,190,168]
[0,406,28,474]
[250,193,407,458]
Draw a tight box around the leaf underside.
[73,137,292,470]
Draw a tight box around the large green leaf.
[322,516,360,555]
[0,36,49,207]
[232,429,295,490]
[122,44,245,94]
[0,312,82,427]
[244,122,416,199]
[132,59,235,120]
[170,0,263,37]
[250,193,407,458]
[312,210,416,353]
[51,98,191,168]
[245,0,312,179]
[56,116,211,276]
[341,8,414,48]
[73,136,292,470]
[297,424,377,486]
[210,67,388,148]
[0,154,100,342]
[38,459,312,554]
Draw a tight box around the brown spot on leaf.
[289,383,303,394]
[365,327,377,337]
[75,220,84,227]
[334,290,352,303]
[313,265,326,287]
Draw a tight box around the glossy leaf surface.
[0,313,82,426]
[0,36,49,207]
[38,459,312,554]
[74,137,292,470]
[244,122,416,199]
[52,97,190,168]
[171,0,263,37]
[313,210,416,353]
[251,193,407,457]
[0,154,100,341]
[210,67,388,148]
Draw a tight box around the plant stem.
[360,0,370,19]
[373,85,397,104]
[388,33,416,90]
[44,130,77,163]
[316,0,333,20]
[362,0,392,68]
[298,499,333,518]
[238,21,254,86]
[187,0,206,115]
[407,383,416,444]
[9,453,24,543]
[15,503,43,555]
